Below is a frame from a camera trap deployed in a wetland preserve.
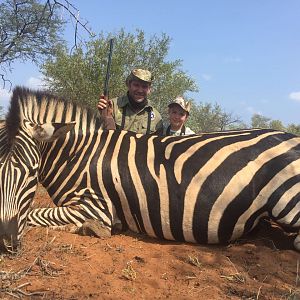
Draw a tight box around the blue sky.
[1,0,300,126]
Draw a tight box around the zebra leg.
[43,221,112,238]
[76,219,111,237]
[27,206,115,238]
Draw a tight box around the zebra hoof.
[294,234,300,251]
[77,219,111,238]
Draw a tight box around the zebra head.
[0,88,75,252]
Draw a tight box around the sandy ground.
[0,187,299,300]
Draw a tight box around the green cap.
[126,68,153,84]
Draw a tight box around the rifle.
[100,38,116,130]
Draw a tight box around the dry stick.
[220,257,245,284]
[256,286,262,300]
[188,285,210,295]
[4,291,20,299]
[1,233,60,299]
[296,259,299,287]
[26,256,62,277]
[3,283,45,299]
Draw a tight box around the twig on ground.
[187,255,202,268]
[296,259,299,287]
[2,282,45,299]
[256,286,262,300]
[220,257,246,284]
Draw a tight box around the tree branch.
[52,0,95,51]
[0,74,12,91]
[0,0,95,84]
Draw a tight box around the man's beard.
[127,92,148,111]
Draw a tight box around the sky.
[1,0,300,126]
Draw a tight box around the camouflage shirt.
[110,94,163,134]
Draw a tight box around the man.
[157,96,195,136]
[97,68,162,134]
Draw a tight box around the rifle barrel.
[104,38,114,98]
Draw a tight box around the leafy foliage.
[286,124,300,136]
[1,2,299,135]
[0,0,65,72]
[42,29,243,132]
[251,114,271,129]
[42,29,198,115]
[251,113,300,136]
[0,0,246,133]
[187,101,241,133]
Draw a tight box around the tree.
[42,29,244,133]
[251,114,271,128]
[42,29,198,116]
[0,0,67,85]
[269,119,285,131]
[286,124,300,136]
[249,113,300,136]
[187,101,241,133]
[0,0,94,88]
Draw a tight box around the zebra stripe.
[0,87,300,251]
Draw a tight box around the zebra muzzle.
[0,217,20,253]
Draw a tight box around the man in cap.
[97,68,162,134]
[158,96,195,136]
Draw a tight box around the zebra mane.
[5,86,102,145]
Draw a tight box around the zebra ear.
[32,122,76,142]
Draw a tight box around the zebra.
[0,86,300,252]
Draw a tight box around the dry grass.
[122,261,137,281]
[0,228,64,299]
[186,255,202,268]
[220,257,246,284]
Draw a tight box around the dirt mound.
[0,188,299,299]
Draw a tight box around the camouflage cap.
[126,68,153,84]
[168,96,191,114]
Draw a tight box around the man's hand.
[97,94,108,110]
[97,94,114,124]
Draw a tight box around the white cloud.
[0,88,13,113]
[246,106,256,114]
[245,105,262,116]
[201,74,212,81]
[0,88,12,99]
[26,75,47,89]
[0,75,48,113]
[289,91,300,102]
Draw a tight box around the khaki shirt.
[111,95,163,134]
